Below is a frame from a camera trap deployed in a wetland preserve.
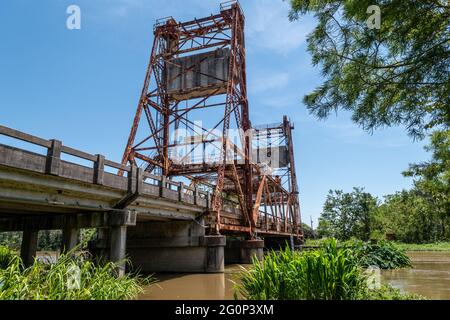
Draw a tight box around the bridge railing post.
[177,182,184,202]
[46,139,62,176]
[205,192,210,209]
[194,186,198,205]
[94,154,105,185]
[159,176,166,198]
[128,164,137,193]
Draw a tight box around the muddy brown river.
[139,251,450,300]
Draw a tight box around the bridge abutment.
[125,220,225,273]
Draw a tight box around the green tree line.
[317,131,450,243]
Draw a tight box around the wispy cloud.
[249,72,290,93]
[320,119,412,148]
[245,0,315,55]
[99,0,216,20]
[98,0,314,54]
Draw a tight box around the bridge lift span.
[120,0,303,241]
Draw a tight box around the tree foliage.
[317,187,378,240]
[403,129,450,220]
[289,0,450,139]
[301,223,316,239]
[373,190,449,242]
[317,136,450,243]
[372,130,450,242]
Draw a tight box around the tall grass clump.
[236,239,367,300]
[236,239,422,300]
[0,248,154,300]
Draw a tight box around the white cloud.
[245,0,315,55]
[100,0,217,19]
[320,119,412,148]
[99,0,315,54]
[106,0,145,17]
[249,72,290,93]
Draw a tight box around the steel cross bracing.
[120,1,302,239]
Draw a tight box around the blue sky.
[0,0,428,227]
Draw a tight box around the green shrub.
[347,240,412,269]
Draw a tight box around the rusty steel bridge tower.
[121,1,302,241]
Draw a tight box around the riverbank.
[395,242,450,251]
[304,239,450,251]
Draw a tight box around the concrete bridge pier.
[20,226,39,267]
[225,238,265,264]
[61,227,79,253]
[125,219,225,273]
[109,226,127,276]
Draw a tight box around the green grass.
[393,242,450,251]
[235,239,424,300]
[304,238,327,246]
[0,246,16,270]
[0,246,154,300]
[305,239,450,251]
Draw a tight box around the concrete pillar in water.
[239,240,265,264]
[110,226,127,276]
[126,220,226,273]
[201,235,226,273]
[225,239,265,264]
[21,227,38,267]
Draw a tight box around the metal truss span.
[120,1,303,240]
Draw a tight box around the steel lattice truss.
[121,1,302,239]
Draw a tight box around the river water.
[139,251,450,300]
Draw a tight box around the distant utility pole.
[310,216,315,239]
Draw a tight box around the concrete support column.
[21,227,38,267]
[61,227,79,253]
[225,239,265,264]
[201,235,226,273]
[126,221,226,273]
[239,240,264,264]
[110,226,127,277]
